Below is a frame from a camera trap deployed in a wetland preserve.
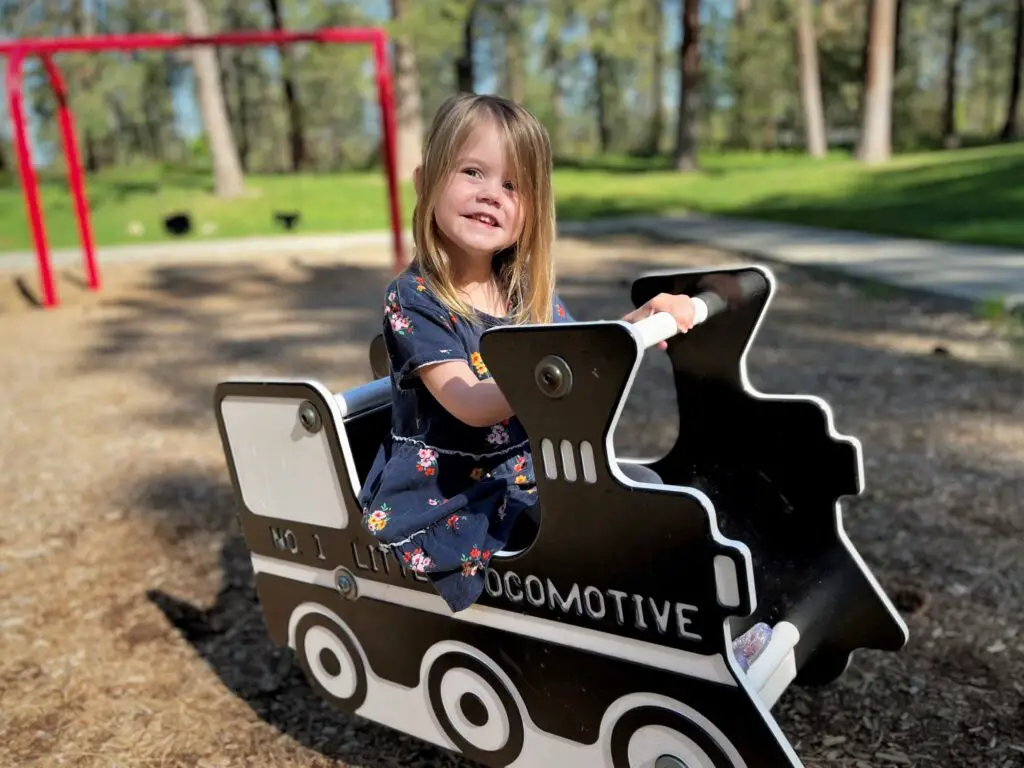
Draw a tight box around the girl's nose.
[479,179,503,205]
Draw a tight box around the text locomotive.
[484,568,702,641]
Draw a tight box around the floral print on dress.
[415,276,427,292]
[384,290,413,335]
[390,313,412,335]
[364,503,391,534]
[416,448,438,476]
[460,546,491,577]
[470,352,489,378]
[487,419,510,446]
[404,547,434,573]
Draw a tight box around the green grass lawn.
[2,142,1023,253]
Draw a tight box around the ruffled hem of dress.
[367,492,512,573]
[390,431,530,460]
[370,492,506,552]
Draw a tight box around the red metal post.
[371,32,405,273]
[5,51,58,308]
[43,54,100,292]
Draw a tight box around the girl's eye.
[503,181,516,192]
[463,167,482,178]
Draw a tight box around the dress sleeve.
[552,293,575,323]
[383,275,467,388]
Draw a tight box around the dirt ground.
[1,234,1022,768]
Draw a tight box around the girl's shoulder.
[385,265,444,311]
[386,265,489,329]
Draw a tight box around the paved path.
[3,213,1023,310]
[559,213,1024,310]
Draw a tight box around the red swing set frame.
[0,27,405,309]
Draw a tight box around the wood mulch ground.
[1,234,1021,768]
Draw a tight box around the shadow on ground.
[75,256,389,431]
[85,246,1024,766]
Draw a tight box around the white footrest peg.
[745,621,800,710]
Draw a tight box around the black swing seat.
[273,210,301,230]
[213,264,908,768]
[163,211,192,236]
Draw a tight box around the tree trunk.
[182,0,246,198]
[594,48,612,153]
[455,1,476,94]
[545,2,566,156]
[141,81,165,163]
[983,25,997,134]
[84,133,100,172]
[942,1,962,148]
[796,0,827,158]
[502,4,525,103]
[224,5,250,172]
[75,0,100,172]
[730,0,750,147]
[266,0,307,171]
[853,0,873,157]
[640,0,664,156]
[1001,0,1024,141]
[389,0,423,183]
[217,47,236,139]
[893,0,906,74]
[856,0,897,165]
[890,0,910,149]
[590,7,613,154]
[234,51,251,173]
[675,0,701,171]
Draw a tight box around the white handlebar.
[631,296,710,349]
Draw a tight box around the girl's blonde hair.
[411,93,555,325]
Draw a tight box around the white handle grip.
[631,296,710,349]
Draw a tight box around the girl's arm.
[382,275,510,426]
[418,361,514,427]
[411,293,696,428]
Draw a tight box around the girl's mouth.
[464,213,499,228]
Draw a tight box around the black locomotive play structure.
[213,264,909,767]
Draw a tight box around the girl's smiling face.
[410,93,556,325]
[431,118,524,263]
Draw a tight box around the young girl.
[357,93,770,671]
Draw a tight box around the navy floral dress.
[357,264,574,612]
